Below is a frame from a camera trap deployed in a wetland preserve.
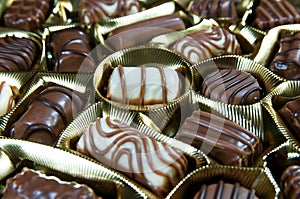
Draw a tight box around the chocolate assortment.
[1,0,300,198]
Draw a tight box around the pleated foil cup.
[263,141,300,198]
[166,164,280,199]
[254,24,300,80]
[0,137,147,199]
[56,100,210,198]
[261,81,300,152]
[0,72,94,139]
[0,27,43,72]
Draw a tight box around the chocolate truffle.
[188,0,238,19]
[80,0,141,23]
[201,69,262,105]
[269,32,300,80]
[0,36,37,72]
[106,14,186,51]
[172,26,241,64]
[281,165,300,199]
[106,65,182,105]
[176,110,262,166]
[3,0,50,32]
[0,82,16,117]
[50,29,95,72]
[10,86,84,146]
[278,97,300,141]
[253,0,300,30]
[77,117,188,197]
[2,168,99,199]
[193,180,258,199]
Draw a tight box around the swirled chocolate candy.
[176,110,262,166]
[80,0,141,23]
[201,69,262,105]
[2,168,100,199]
[172,26,241,64]
[193,180,258,199]
[3,0,50,31]
[270,32,300,80]
[50,28,95,72]
[0,82,17,117]
[77,117,188,197]
[253,0,300,30]
[106,65,183,105]
[278,97,300,141]
[10,86,84,145]
[188,0,238,19]
[281,165,300,199]
[0,36,37,72]
[106,14,186,51]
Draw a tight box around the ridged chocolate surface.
[281,165,300,199]
[189,0,237,19]
[176,110,262,166]
[270,32,300,80]
[172,26,241,64]
[0,82,16,117]
[278,97,300,141]
[0,36,37,72]
[193,180,258,199]
[201,69,262,105]
[106,65,182,105]
[253,0,300,30]
[50,29,95,72]
[3,0,50,31]
[10,86,84,146]
[2,168,99,199]
[80,0,141,23]
[77,117,188,197]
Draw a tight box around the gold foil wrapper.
[56,100,210,198]
[0,72,94,137]
[0,137,147,198]
[166,164,280,199]
[262,81,300,152]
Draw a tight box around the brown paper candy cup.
[0,137,146,198]
[166,164,280,199]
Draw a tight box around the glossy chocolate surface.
[176,110,262,166]
[0,36,37,72]
[2,168,99,199]
[270,32,300,80]
[3,0,50,31]
[281,165,300,199]
[253,0,300,30]
[10,86,84,146]
[201,69,262,105]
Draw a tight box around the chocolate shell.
[10,86,84,146]
[281,165,300,199]
[0,36,37,72]
[2,168,100,199]
[269,31,300,80]
[175,109,263,166]
[201,69,262,105]
[3,0,50,31]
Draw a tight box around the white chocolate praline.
[0,81,15,116]
[77,117,188,196]
[172,26,241,64]
[106,65,182,105]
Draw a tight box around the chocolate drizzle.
[3,0,50,31]
[201,69,262,105]
[80,0,141,23]
[193,180,258,199]
[189,0,237,19]
[77,117,188,196]
[172,26,241,64]
[176,110,262,166]
[253,0,300,30]
[0,36,37,72]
